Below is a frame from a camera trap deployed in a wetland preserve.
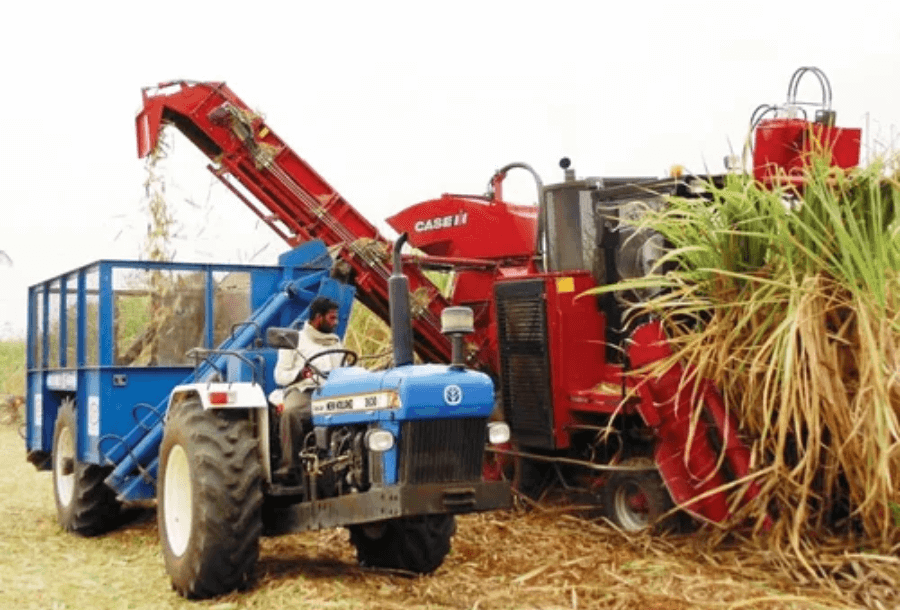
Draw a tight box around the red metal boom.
[136,81,452,363]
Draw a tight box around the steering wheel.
[300,348,359,382]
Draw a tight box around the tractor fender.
[168,382,269,412]
[166,382,273,484]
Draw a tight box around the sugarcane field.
[3,142,900,607]
[3,9,900,608]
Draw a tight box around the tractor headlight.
[365,429,395,452]
[487,422,510,445]
[441,306,474,336]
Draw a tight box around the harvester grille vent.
[495,279,555,449]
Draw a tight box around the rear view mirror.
[266,327,299,350]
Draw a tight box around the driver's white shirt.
[273,321,344,392]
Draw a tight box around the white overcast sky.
[1,0,899,338]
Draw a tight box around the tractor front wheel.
[52,400,121,535]
[348,514,456,574]
[158,399,263,598]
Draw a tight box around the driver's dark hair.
[309,296,339,320]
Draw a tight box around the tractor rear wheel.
[158,398,263,598]
[348,514,456,574]
[52,400,121,535]
[602,464,675,533]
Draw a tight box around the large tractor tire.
[52,400,121,535]
[348,514,456,574]
[158,399,263,599]
[601,463,676,533]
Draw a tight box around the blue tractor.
[25,236,511,598]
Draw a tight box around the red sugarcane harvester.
[136,66,860,531]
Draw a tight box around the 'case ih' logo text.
[414,212,468,232]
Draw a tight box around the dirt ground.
[0,423,880,610]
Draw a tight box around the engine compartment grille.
[399,418,486,484]
[495,279,555,449]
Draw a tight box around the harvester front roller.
[158,398,263,598]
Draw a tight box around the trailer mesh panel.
[400,418,486,484]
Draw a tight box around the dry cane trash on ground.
[1,417,895,610]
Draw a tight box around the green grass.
[115,293,152,351]
[0,339,25,396]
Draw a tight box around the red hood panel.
[387,194,537,259]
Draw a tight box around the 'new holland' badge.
[443,384,463,406]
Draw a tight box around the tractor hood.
[310,364,494,426]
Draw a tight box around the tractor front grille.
[399,418,486,484]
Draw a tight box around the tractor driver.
[273,296,345,479]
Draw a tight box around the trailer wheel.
[52,400,121,535]
[158,399,263,599]
[348,514,456,574]
[602,465,674,533]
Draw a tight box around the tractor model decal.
[311,390,399,414]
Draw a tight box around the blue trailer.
[25,237,510,598]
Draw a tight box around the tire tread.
[159,401,263,599]
[53,401,121,536]
[349,514,456,574]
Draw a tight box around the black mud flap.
[27,449,51,471]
